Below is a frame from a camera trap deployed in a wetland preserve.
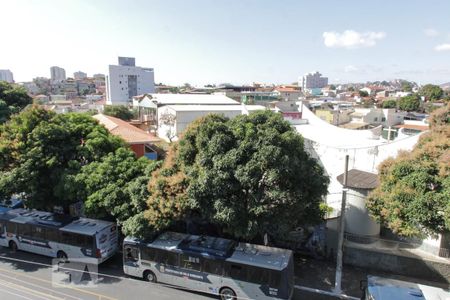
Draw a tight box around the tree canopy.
[367,103,450,237]
[420,84,444,102]
[0,107,160,237]
[398,94,421,112]
[103,105,134,121]
[0,81,32,123]
[145,111,329,240]
[382,99,397,109]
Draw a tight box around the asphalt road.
[0,247,317,300]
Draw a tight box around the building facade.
[0,69,14,83]
[73,71,87,80]
[300,71,328,91]
[50,66,66,82]
[106,57,155,105]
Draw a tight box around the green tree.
[103,105,134,121]
[420,84,444,102]
[367,103,450,237]
[0,81,32,123]
[329,85,336,90]
[74,149,160,236]
[0,108,124,210]
[401,81,413,92]
[359,90,369,97]
[398,94,421,111]
[146,111,329,240]
[382,99,397,109]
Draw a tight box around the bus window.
[125,246,139,262]
[141,247,156,261]
[46,228,59,242]
[230,264,246,281]
[269,270,281,287]
[181,254,201,271]
[32,226,46,240]
[247,266,270,285]
[203,259,222,276]
[5,222,16,234]
[17,224,32,237]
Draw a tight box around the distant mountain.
[440,82,450,90]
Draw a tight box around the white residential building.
[0,69,14,83]
[50,66,66,82]
[300,71,328,91]
[106,57,155,105]
[157,104,265,141]
[73,71,87,80]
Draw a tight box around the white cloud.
[434,44,450,51]
[424,28,439,37]
[323,30,386,49]
[344,65,359,72]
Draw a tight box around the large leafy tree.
[0,108,124,210]
[367,103,450,237]
[398,94,421,112]
[382,99,397,109]
[146,111,329,240]
[0,81,32,123]
[420,84,443,102]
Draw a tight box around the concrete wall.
[344,246,450,283]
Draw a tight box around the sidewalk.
[294,255,450,299]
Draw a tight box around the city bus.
[123,232,294,300]
[0,208,118,264]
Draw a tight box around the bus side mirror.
[360,279,367,291]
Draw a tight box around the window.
[32,226,46,240]
[6,222,16,234]
[124,246,139,262]
[269,270,281,287]
[229,264,246,281]
[0,222,4,235]
[17,224,32,237]
[203,259,222,276]
[181,254,201,271]
[141,247,156,261]
[374,117,378,122]
[381,117,386,122]
[247,266,270,285]
[46,228,59,242]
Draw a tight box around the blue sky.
[1,0,450,85]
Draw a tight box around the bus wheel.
[144,270,157,283]
[57,251,68,261]
[9,241,18,252]
[220,287,236,300]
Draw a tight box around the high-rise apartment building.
[106,57,155,105]
[50,66,66,82]
[73,71,87,80]
[300,71,328,91]
[0,69,14,83]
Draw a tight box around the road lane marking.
[0,272,83,300]
[0,287,35,300]
[0,267,117,300]
[0,278,62,300]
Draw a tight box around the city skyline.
[1,0,450,85]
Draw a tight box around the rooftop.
[93,114,160,144]
[135,93,239,106]
[337,169,379,189]
[163,104,265,112]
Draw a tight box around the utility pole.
[333,155,349,295]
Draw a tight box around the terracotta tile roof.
[337,169,379,189]
[93,114,160,144]
[274,87,299,92]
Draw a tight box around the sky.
[1,0,450,86]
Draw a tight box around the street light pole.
[333,155,349,294]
